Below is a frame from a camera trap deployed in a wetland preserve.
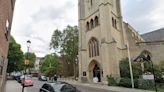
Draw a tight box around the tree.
[159,61,164,71]
[144,61,163,83]
[50,25,78,78]
[40,54,61,77]
[119,58,163,83]
[7,36,24,73]
[24,52,36,73]
[50,29,62,53]
[119,58,142,78]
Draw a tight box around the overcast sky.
[11,0,164,57]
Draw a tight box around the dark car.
[38,75,47,81]
[40,82,81,92]
[14,75,21,82]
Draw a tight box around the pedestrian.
[54,74,58,81]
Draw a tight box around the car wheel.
[40,90,44,92]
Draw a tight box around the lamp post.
[27,40,31,74]
[22,40,31,92]
[127,42,134,88]
[75,57,78,80]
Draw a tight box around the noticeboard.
[142,74,154,80]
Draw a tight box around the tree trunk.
[73,63,76,80]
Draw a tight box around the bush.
[144,62,163,83]
[107,75,117,86]
[138,79,154,90]
[118,78,138,88]
[119,58,142,79]
[118,78,132,88]
[134,79,139,88]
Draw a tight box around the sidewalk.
[5,80,27,92]
[59,79,154,92]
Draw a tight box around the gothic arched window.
[90,19,94,29]
[95,16,99,26]
[114,19,117,29]
[91,0,93,6]
[88,38,99,57]
[112,17,114,27]
[86,22,90,31]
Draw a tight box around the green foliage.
[107,75,117,86]
[159,61,164,71]
[50,25,78,78]
[119,58,142,79]
[118,78,132,88]
[119,58,130,78]
[118,78,138,88]
[24,52,36,68]
[50,29,62,52]
[138,79,154,90]
[40,54,61,77]
[144,62,163,83]
[50,25,78,63]
[7,36,24,73]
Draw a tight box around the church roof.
[141,28,164,41]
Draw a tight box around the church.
[78,0,164,83]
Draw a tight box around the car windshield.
[41,76,46,79]
[25,77,32,80]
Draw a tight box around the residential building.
[0,0,16,91]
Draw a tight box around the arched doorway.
[134,50,152,72]
[88,60,102,82]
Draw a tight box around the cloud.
[11,0,77,57]
[11,0,164,57]
[121,0,164,34]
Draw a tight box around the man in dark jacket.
[54,74,58,81]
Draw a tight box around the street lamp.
[75,57,78,79]
[27,40,31,53]
[24,40,31,74]
[22,40,31,92]
[26,40,31,74]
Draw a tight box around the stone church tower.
[78,0,126,83]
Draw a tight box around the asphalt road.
[25,78,114,92]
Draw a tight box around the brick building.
[0,0,16,91]
[59,55,74,77]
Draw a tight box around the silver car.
[40,82,81,92]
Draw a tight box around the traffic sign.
[24,59,29,65]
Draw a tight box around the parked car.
[14,75,21,81]
[40,82,81,92]
[11,71,22,81]
[17,75,25,83]
[38,75,47,81]
[21,76,33,87]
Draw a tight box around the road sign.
[24,60,29,65]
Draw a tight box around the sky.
[11,0,164,57]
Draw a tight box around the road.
[25,78,114,92]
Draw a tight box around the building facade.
[78,0,164,83]
[0,0,16,91]
[34,57,44,73]
[78,0,126,83]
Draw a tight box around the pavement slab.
[5,80,27,92]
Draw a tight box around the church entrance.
[88,60,102,82]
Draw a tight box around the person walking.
[54,74,58,81]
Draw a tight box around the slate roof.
[141,28,164,41]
